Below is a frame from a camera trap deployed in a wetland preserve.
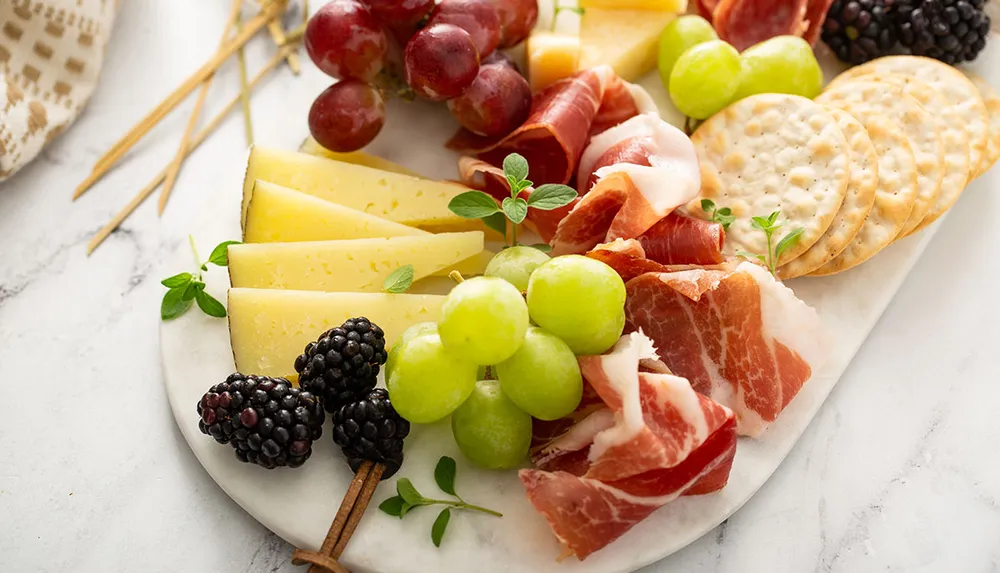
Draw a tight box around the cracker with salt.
[832,55,989,178]
[810,114,918,276]
[778,108,878,280]
[818,81,944,237]
[691,94,850,265]
[966,74,1000,175]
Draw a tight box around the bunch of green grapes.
[659,16,824,121]
[385,247,627,470]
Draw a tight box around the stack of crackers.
[690,55,1000,279]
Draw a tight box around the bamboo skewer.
[156,0,244,216]
[73,0,285,201]
[235,17,256,147]
[86,47,294,255]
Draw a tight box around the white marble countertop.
[2,2,998,572]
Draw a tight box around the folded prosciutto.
[521,332,737,560]
[624,262,827,437]
[550,114,703,255]
[712,0,833,50]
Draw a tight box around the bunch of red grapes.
[305,0,539,152]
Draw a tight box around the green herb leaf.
[527,184,578,210]
[431,508,451,548]
[714,212,736,230]
[774,227,805,260]
[767,210,781,226]
[161,272,193,288]
[482,212,508,236]
[751,216,771,232]
[502,197,528,224]
[399,501,417,517]
[716,207,731,216]
[736,251,767,263]
[182,281,203,301]
[434,456,457,496]
[397,478,424,506]
[701,199,715,212]
[383,264,415,294]
[195,290,227,318]
[528,243,553,253]
[503,153,529,184]
[448,191,502,219]
[161,287,194,320]
[379,496,406,518]
[207,241,242,267]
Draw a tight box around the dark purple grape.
[404,23,480,101]
[491,0,539,48]
[429,0,502,58]
[305,0,388,81]
[308,80,386,152]
[447,63,531,137]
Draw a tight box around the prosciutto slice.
[802,0,836,45]
[713,0,809,51]
[549,114,702,255]
[624,261,827,437]
[637,213,726,265]
[520,333,737,560]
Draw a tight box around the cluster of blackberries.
[197,318,408,476]
[823,0,991,65]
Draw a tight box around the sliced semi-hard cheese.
[229,288,444,378]
[579,8,677,81]
[527,32,582,92]
[298,137,421,177]
[242,146,471,230]
[228,232,485,292]
[579,0,687,10]
[243,181,426,243]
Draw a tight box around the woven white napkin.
[0,0,116,182]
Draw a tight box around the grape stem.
[448,271,466,284]
[423,497,503,517]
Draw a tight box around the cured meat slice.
[550,114,702,255]
[624,261,827,437]
[802,0,835,45]
[697,0,720,19]
[586,239,672,283]
[637,212,725,265]
[714,0,809,51]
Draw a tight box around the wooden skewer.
[86,47,294,255]
[73,0,285,201]
[291,461,386,573]
[156,0,244,216]
[264,0,301,75]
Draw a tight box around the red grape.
[368,0,435,27]
[305,0,388,81]
[447,63,531,137]
[404,23,480,101]
[429,0,501,58]
[491,0,539,48]
[482,50,520,73]
[308,80,386,152]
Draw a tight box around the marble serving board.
[160,43,999,573]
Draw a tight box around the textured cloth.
[0,0,116,181]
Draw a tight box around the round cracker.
[691,94,850,266]
[818,81,944,237]
[966,73,1000,175]
[778,109,878,280]
[831,55,989,178]
[810,114,918,276]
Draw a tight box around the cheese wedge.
[229,289,444,379]
[242,146,471,230]
[243,181,426,243]
[228,232,485,292]
[579,0,687,10]
[579,8,677,81]
[527,32,582,92]
[435,250,494,277]
[298,137,422,177]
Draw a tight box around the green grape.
[386,322,438,374]
[386,333,477,424]
[527,255,626,356]
[497,326,583,420]
[658,15,718,89]
[451,379,532,469]
[438,276,529,364]
[669,40,742,120]
[734,35,824,101]
[484,246,550,292]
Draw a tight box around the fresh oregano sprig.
[378,456,502,547]
[382,264,415,294]
[736,210,805,277]
[160,236,240,320]
[700,199,735,230]
[448,153,577,250]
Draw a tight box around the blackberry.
[331,389,409,479]
[296,317,388,413]
[197,373,325,469]
[823,0,899,64]
[896,0,991,64]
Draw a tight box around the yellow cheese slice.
[242,146,471,230]
[297,137,422,177]
[229,289,445,379]
[527,32,581,92]
[580,0,687,10]
[228,232,485,292]
[579,8,677,81]
[243,181,427,244]
[434,250,495,277]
